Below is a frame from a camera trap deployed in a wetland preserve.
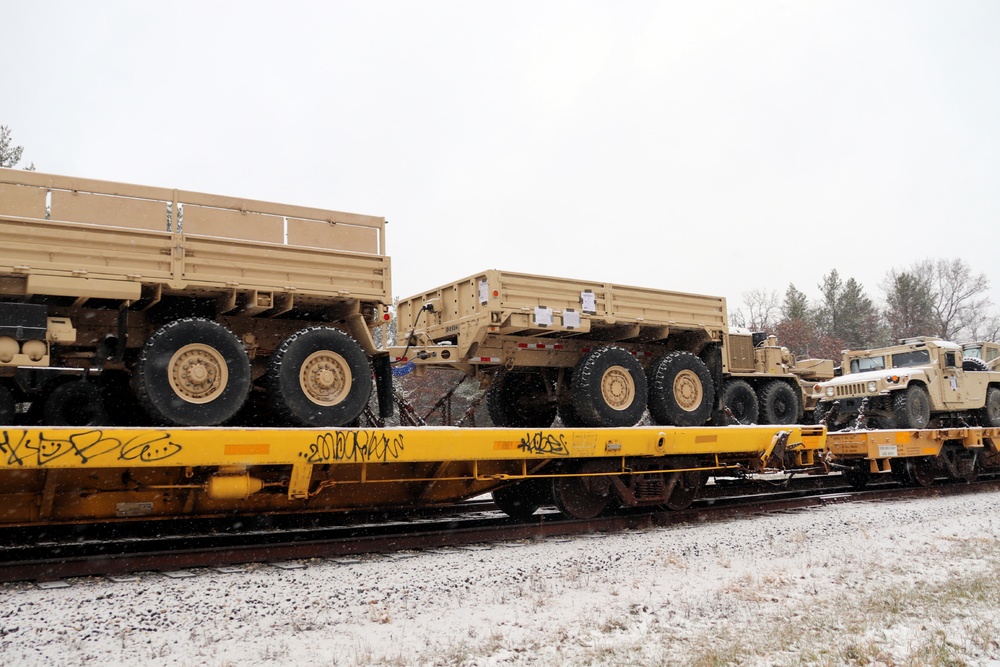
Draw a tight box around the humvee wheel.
[722,379,759,424]
[759,380,800,425]
[571,347,647,427]
[267,327,372,427]
[44,381,106,426]
[647,351,714,426]
[892,385,931,430]
[134,318,251,426]
[980,386,1000,427]
[487,371,556,428]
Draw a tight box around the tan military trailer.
[0,168,394,427]
[394,270,832,428]
[813,337,1000,430]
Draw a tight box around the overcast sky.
[4,2,999,311]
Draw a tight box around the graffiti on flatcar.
[301,430,405,464]
[517,431,570,456]
[0,429,181,467]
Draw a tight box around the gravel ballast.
[3,490,1000,666]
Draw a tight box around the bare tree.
[914,258,993,341]
[731,288,780,331]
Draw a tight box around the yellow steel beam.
[825,427,1000,460]
[0,424,826,471]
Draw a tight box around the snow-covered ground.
[3,490,1000,666]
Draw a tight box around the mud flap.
[373,354,395,418]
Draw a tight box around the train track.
[3,477,999,585]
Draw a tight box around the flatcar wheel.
[266,327,372,427]
[663,470,703,510]
[486,371,556,428]
[552,460,617,519]
[492,479,548,519]
[44,381,106,426]
[908,457,936,487]
[842,464,870,490]
[0,384,13,425]
[133,318,251,426]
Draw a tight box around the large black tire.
[892,385,931,430]
[570,347,647,427]
[487,371,556,428]
[722,379,759,424]
[980,386,1000,427]
[0,384,14,425]
[647,351,714,427]
[557,401,586,427]
[964,357,990,372]
[758,380,801,425]
[266,327,372,427]
[133,318,252,426]
[44,381,107,426]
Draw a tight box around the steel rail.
[3,478,999,585]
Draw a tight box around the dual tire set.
[487,346,719,429]
[132,318,372,427]
[5,318,373,428]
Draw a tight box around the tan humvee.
[0,168,393,427]
[812,337,1000,430]
[962,341,1000,370]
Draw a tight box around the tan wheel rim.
[600,365,635,411]
[300,350,352,406]
[167,343,228,404]
[673,369,704,412]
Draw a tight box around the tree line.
[0,125,33,170]
[731,258,999,361]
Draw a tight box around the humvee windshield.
[964,344,1000,362]
[848,348,931,373]
[891,349,931,368]
[850,356,885,373]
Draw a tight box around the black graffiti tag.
[303,431,405,463]
[0,430,182,466]
[518,431,570,456]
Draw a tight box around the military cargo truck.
[723,330,835,424]
[0,168,393,427]
[813,337,1000,430]
[394,270,833,428]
